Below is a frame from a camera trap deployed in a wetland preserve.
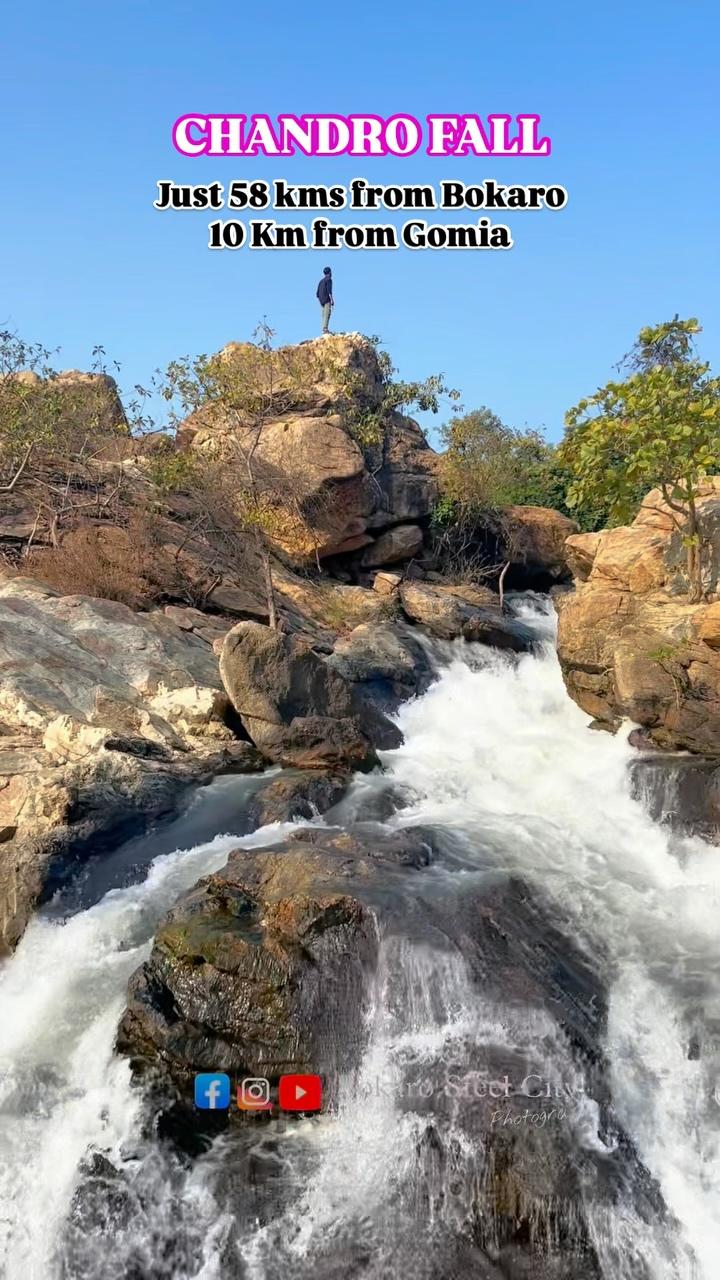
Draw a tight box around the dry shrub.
[21,512,194,608]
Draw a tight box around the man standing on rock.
[316,267,334,334]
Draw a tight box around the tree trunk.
[686,495,703,604]
[257,530,278,630]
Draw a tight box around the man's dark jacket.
[316,274,333,306]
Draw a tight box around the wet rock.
[219,620,401,765]
[400,580,534,650]
[461,613,534,651]
[255,715,378,771]
[629,753,720,841]
[116,827,437,1099]
[326,621,433,714]
[246,769,347,825]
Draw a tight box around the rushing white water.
[0,597,719,1278]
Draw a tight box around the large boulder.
[364,413,440,530]
[10,368,127,436]
[219,620,402,764]
[116,827,433,1096]
[361,523,423,567]
[399,580,535,649]
[0,577,264,952]
[556,480,720,753]
[326,621,433,712]
[501,505,579,586]
[116,833,661,1277]
[178,336,441,561]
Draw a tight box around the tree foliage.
[332,335,460,448]
[438,408,564,510]
[560,317,720,601]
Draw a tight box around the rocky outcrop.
[399,580,535,649]
[361,522,423,567]
[502,505,579,586]
[116,827,434,1099]
[556,481,720,753]
[11,368,127,436]
[218,619,402,766]
[178,335,439,564]
[117,831,655,1278]
[246,769,347,825]
[364,412,440,529]
[0,577,264,951]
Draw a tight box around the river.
[0,597,718,1279]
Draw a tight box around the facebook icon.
[195,1073,231,1110]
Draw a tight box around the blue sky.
[2,0,719,445]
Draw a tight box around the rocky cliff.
[557,479,720,754]
[0,332,573,951]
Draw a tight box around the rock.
[501,505,580,586]
[0,577,261,952]
[327,622,420,685]
[399,580,534,650]
[117,840,656,1278]
[219,620,353,730]
[0,734,266,954]
[629,754,720,841]
[219,620,401,765]
[255,715,378,771]
[205,581,269,621]
[556,479,720,753]
[564,531,602,582]
[246,769,347,825]
[696,601,720,648]
[42,715,111,763]
[147,686,233,741]
[461,614,533,651]
[116,826,436,1100]
[373,571,403,596]
[178,336,441,563]
[276,575,387,639]
[361,523,423,567]
[11,369,127,435]
[162,605,217,631]
[400,580,493,637]
[365,413,440,530]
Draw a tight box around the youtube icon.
[279,1073,322,1112]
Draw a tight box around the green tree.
[331,335,460,448]
[438,407,572,511]
[560,317,720,602]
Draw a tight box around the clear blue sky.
[2,0,719,445]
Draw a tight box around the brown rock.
[565,532,602,582]
[502,505,579,583]
[556,479,720,753]
[219,620,401,763]
[373,571,403,596]
[399,580,533,650]
[257,715,377,771]
[696,602,720,649]
[361,523,423,567]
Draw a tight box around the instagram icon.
[238,1077,272,1112]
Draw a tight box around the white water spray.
[0,600,718,1278]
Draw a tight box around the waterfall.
[0,598,718,1278]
